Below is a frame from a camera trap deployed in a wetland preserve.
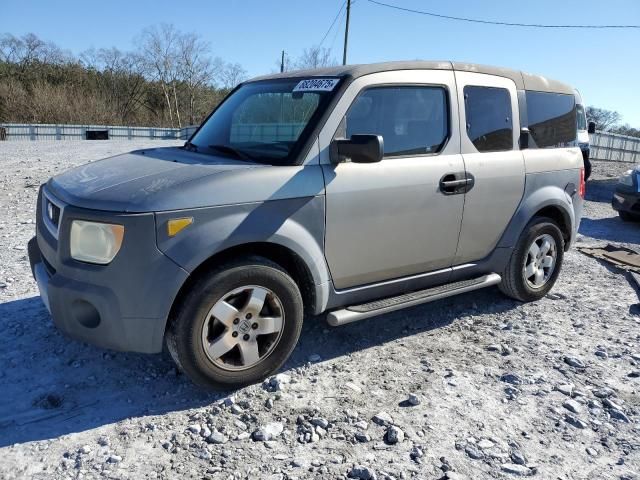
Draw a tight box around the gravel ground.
[0,143,639,480]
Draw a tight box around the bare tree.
[139,24,181,127]
[295,46,336,70]
[0,34,25,63]
[79,47,99,70]
[611,124,640,138]
[219,62,247,90]
[178,33,218,125]
[0,27,252,127]
[94,47,148,123]
[586,106,622,132]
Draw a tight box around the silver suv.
[28,61,584,388]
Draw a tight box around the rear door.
[453,72,525,264]
[320,70,466,289]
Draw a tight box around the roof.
[249,60,574,95]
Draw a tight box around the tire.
[499,217,565,302]
[619,211,639,222]
[166,257,303,389]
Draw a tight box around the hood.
[47,146,324,212]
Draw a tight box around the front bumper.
[29,186,189,354]
[612,188,640,215]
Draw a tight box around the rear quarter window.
[526,91,576,148]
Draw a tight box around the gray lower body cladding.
[30,187,188,354]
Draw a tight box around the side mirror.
[588,121,596,134]
[333,134,384,164]
[519,127,530,150]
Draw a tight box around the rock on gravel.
[349,465,376,479]
[501,463,535,476]
[372,411,393,426]
[563,399,582,414]
[465,443,484,460]
[253,422,284,441]
[385,425,404,444]
[501,372,524,385]
[206,430,228,444]
[564,356,586,369]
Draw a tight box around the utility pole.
[280,50,285,73]
[342,0,351,66]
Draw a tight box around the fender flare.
[498,184,574,249]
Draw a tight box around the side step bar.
[326,273,502,326]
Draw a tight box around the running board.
[326,273,502,326]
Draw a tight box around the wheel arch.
[498,184,575,252]
[532,205,572,246]
[166,241,321,336]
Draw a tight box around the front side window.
[190,78,338,165]
[338,86,449,158]
[464,85,513,153]
[525,91,576,148]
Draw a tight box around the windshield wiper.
[208,144,254,161]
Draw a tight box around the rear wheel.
[499,217,565,302]
[166,258,303,388]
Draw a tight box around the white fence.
[0,123,197,141]
[589,131,640,163]
[1,123,639,164]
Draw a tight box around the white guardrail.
[0,124,198,141]
[0,123,638,164]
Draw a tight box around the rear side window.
[525,91,576,148]
[340,86,449,158]
[464,86,513,152]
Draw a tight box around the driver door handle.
[439,172,475,195]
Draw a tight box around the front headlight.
[70,220,124,264]
[619,170,634,187]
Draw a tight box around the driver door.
[320,70,465,290]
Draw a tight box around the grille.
[42,189,64,239]
[46,199,60,228]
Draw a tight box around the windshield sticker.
[293,78,339,92]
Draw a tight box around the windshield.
[576,104,587,131]
[189,78,339,165]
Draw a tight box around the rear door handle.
[439,172,475,195]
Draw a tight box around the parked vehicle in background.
[28,61,585,388]
[613,166,640,221]
[574,89,596,180]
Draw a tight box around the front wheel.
[499,217,565,302]
[166,258,303,389]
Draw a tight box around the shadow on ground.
[579,216,639,243]
[0,287,518,447]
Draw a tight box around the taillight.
[579,167,585,198]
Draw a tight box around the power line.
[368,0,640,29]
[319,1,347,47]
[329,8,348,53]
